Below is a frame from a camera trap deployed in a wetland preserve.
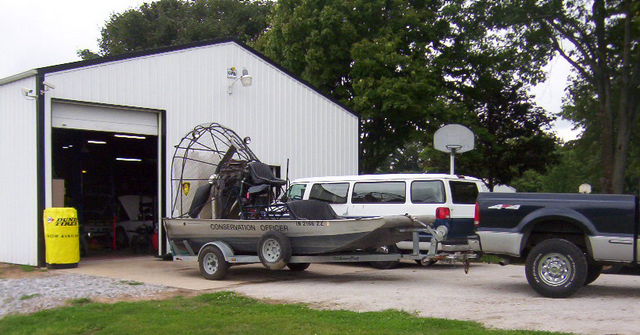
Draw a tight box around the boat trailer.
[172,214,476,280]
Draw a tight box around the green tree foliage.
[78,0,272,58]
[256,0,559,176]
[256,0,455,173]
[511,143,600,193]
[420,79,558,190]
[484,0,640,194]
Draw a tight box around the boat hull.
[164,215,429,256]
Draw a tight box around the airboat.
[163,123,454,279]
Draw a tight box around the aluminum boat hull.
[164,215,430,256]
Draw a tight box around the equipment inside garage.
[52,128,158,257]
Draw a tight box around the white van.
[285,174,489,253]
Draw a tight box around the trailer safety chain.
[463,253,470,274]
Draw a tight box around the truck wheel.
[370,245,400,269]
[287,263,311,271]
[199,245,229,280]
[584,262,603,286]
[258,231,291,270]
[525,239,587,298]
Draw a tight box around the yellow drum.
[44,207,80,268]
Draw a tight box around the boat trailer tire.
[258,231,292,270]
[198,246,229,280]
[287,263,311,271]
[370,245,400,269]
[525,238,587,298]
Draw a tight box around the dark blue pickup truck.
[475,192,639,298]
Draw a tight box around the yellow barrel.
[44,208,80,268]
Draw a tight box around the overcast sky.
[1,0,580,141]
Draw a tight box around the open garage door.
[52,101,158,136]
[51,100,162,259]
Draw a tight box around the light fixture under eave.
[228,68,252,95]
[87,140,107,145]
[116,158,142,162]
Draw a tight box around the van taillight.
[474,203,480,227]
[436,207,451,219]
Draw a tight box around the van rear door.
[446,180,480,240]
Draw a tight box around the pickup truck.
[475,192,639,298]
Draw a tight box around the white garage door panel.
[52,102,158,135]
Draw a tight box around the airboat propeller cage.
[170,123,259,219]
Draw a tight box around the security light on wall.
[228,68,252,95]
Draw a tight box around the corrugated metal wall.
[43,41,358,217]
[0,76,39,265]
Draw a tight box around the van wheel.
[199,246,229,280]
[416,259,438,267]
[525,239,587,298]
[370,245,400,269]
[287,263,311,271]
[257,231,291,270]
[584,261,603,286]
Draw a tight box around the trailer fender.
[198,241,235,261]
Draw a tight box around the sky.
[1,0,581,141]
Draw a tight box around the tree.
[78,0,273,58]
[256,0,559,175]
[256,0,459,173]
[511,142,601,193]
[421,78,559,190]
[484,0,640,193]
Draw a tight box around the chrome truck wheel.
[525,239,587,298]
[538,253,573,286]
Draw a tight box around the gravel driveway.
[3,259,639,335]
[228,261,640,335]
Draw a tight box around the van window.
[411,181,445,204]
[309,183,349,204]
[449,181,479,204]
[352,182,406,204]
[287,184,306,201]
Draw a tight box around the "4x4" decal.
[488,204,521,210]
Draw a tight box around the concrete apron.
[59,256,374,291]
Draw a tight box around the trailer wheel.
[199,245,229,280]
[287,263,311,271]
[370,245,400,269]
[525,239,587,298]
[257,231,291,270]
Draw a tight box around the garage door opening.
[52,128,159,258]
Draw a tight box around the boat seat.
[286,200,340,220]
[248,162,286,187]
[188,183,212,218]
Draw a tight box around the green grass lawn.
[0,292,565,335]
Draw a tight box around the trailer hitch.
[404,214,473,274]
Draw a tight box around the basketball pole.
[450,151,455,175]
[446,145,461,175]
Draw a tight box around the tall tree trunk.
[594,0,615,193]
[612,1,634,194]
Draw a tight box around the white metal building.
[0,39,359,266]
